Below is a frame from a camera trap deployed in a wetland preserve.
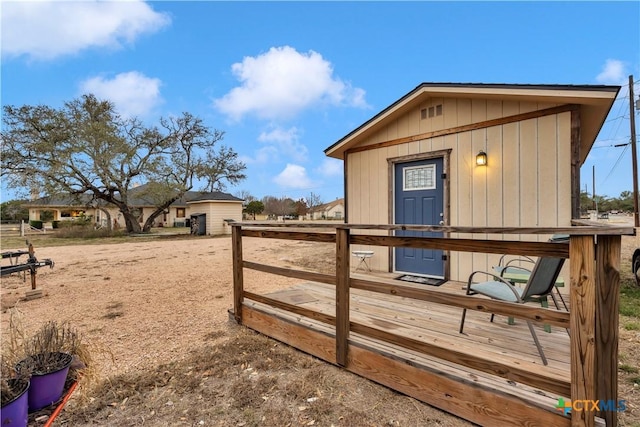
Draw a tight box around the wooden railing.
[232,223,634,427]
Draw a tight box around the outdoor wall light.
[476,150,487,166]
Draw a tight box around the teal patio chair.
[493,234,569,314]
[458,254,566,365]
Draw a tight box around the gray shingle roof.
[186,192,243,203]
[24,185,241,208]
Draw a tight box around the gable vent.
[421,104,443,119]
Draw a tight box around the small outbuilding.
[186,192,243,235]
[324,82,619,281]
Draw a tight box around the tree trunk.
[141,198,181,232]
[121,210,142,233]
[98,208,112,231]
[143,211,163,232]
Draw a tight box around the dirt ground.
[1,230,639,426]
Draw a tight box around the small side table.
[352,250,374,272]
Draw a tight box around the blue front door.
[394,158,444,278]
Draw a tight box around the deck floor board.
[261,278,571,380]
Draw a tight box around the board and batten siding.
[346,98,571,281]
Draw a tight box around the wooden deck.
[231,223,634,427]
[239,276,572,425]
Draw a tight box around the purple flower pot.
[1,379,29,427]
[17,352,73,412]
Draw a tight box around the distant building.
[24,185,243,235]
[308,198,344,220]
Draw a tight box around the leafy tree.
[1,94,246,233]
[200,147,246,192]
[580,189,637,214]
[293,198,308,216]
[579,190,593,214]
[245,200,264,220]
[617,191,636,212]
[0,200,29,222]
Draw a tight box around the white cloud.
[258,126,299,144]
[273,164,316,189]
[214,46,368,121]
[258,126,308,162]
[595,59,627,85]
[239,146,278,165]
[316,158,343,177]
[2,1,170,60]
[80,71,163,118]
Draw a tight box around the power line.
[603,114,631,124]
[592,135,640,147]
[601,143,629,184]
[605,89,629,142]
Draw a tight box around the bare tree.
[235,190,255,203]
[262,196,295,219]
[307,192,324,211]
[1,94,246,233]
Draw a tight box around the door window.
[403,165,436,191]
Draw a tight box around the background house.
[25,187,243,235]
[324,82,619,281]
[308,198,345,220]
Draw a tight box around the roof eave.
[324,83,620,161]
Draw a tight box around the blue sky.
[2,1,639,205]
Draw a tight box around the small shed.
[324,82,619,282]
[186,192,243,235]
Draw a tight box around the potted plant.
[1,357,30,427]
[15,321,87,412]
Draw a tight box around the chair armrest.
[500,265,532,276]
[468,270,500,282]
[497,255,535,267]
[503,257,535,269]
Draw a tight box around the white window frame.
[402,164,436,191]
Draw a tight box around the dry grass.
[61,327,463,427]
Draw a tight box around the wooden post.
[335,226,350,367]
[571,108,582,220]
[232,224,244,324]
[570,235,596,427]
[595,235,621,427]
[28,243,37,290]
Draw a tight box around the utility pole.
[629,75,639,227]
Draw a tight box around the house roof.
[311,198,344,212]
[25,187,242,208]
[324,82,620,163]
[23,194,104,208]
[186,191,243,203]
